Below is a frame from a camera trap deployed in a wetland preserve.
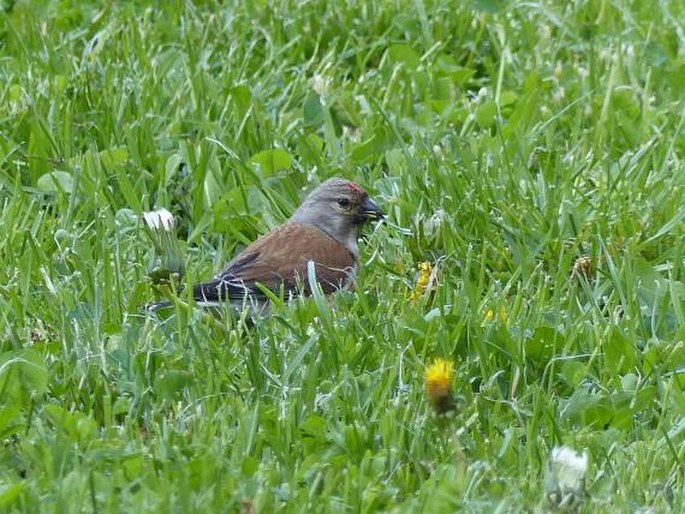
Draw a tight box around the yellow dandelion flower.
[409,261,435,302]
[483,305,508,324]
[424,358,454,413]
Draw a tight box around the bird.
[146,177,384,312]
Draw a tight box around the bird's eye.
[337,198,350,209]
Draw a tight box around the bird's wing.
[192,223,357,303]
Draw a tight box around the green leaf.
[303,92,325,129]
[385,149,406,175]
[499,91,518,107]
[603,327,637,374]
[157,370,194,400]
[435,55,476,87]
[203,162,222,208]
[645,42,667,67]
[0,405,22,438]
[526,326,563,363]
[27,118,52,181]
[99,147,129,168]
[242,456,258,477]
[350,129,392,165]
[297,133,324,166]
[0,350,48,406]
[611,87,641,121]
[37,171,74,193]
[248,149,294,176]
[230,84,252,116]
[43,405,98,441]
[299,415,327,442]
[476,101,497,128]
[387,44,420,69]
[559,361,587,388]
[562,385,613,428]
[165,153,184,185]
[432,76,453,102]
[0,483,25,510]
[471,0,506,13]
[332,93,362,128]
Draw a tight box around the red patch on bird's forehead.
[344,182,365,196]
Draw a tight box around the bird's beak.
[360,197,385,222]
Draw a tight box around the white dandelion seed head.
[550,446,588,492]
[314,392,333,412]
[311,74,330,97]
[143,208,175,231]
[157,208,175,231]
[538,24,551,40]
[553,87,566,103]
[142,211,159,230]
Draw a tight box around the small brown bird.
[148,178,384,312]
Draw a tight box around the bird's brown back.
[193,223,357,303]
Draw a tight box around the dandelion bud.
[571,256,593,281]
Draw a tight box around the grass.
[1,0,685,511]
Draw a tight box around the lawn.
[1,0,685,511]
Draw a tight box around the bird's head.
[291,178,384,245]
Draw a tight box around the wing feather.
[192,223,356,303]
